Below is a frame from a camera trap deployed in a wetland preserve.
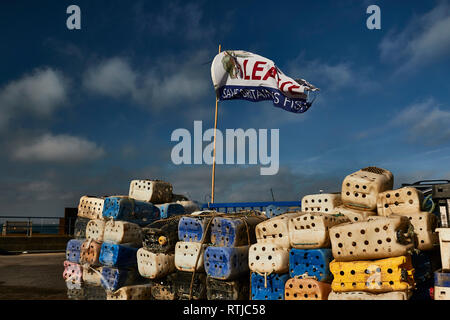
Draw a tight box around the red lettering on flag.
[243,60,251,80]
[262,66,277,81]
[252,61,266,80]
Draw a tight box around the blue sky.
[0,0,449,217]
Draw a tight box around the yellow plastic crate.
[329,256,415,293]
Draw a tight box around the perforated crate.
[178,215,212,243]
[265,205,297,218]
[248,243,289,274]
[103,220,143,245]
[250,272,289,300]
[332,205,376,223]
[377,187,424,216]
[434,269,450,300]
[100,267,142,292]
[106,284,153,300]
[174,241,207,272]
[151,274,177,300]
[329,255,415,293]
[284,277,331,300]
[288,213,349,249]
[206,276,250,300]
[67,287,85,300]
[78,196,105,220]
[289,248,333,282]
[328,291,410,300]
[66,239,83,263]
[402,211,438,251]
[86,219,105,242]
[210,215,262,247]
[156,203,185,219]
[102,196,160,226]
[99,242,138,268]
[129,179,173,204]
[432,183,450,199]
[204,245,249,280]
[63,261,83,286]
[80,239,103,266]
[142,217,181,254]
[329,216,415,261]
[341,167,393,211]
[436,228,450,270]
[301,193,342,214]
[74,217,90,240]
[172,271,207,300]
[137,247,175,279]
[255,212,301,249]
[82,266,103,286]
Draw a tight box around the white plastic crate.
[77,196,105,220]
[341,167,393,211]
[301,193,342,214]
[248,243,289,274]
[332,205,376,223]
[103,220,143,245]
[402,211,438,251]
[86,220,106,242]
[437,228,450,270]
[174,241,207,272]
[82,266,103,286]
[129,180,173,203]
[377,187,424,216]
[255,212,301,249]
[137,248,175,279]
[288,213,349,249]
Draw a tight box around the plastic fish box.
[332,205,376,223]
[434,269,450,300]
[341,166,393,211]
[289,248,333,282]
[255,212,301,249]
[67,287,86,300]
[66,239,84,263]
[80,239,103,266]
[156,203,186,219]
[82,266,103,286]
[103,220,143,245]
[248,243,289,274]
[172,271,207,300]
[432,183,450,199]
[436,228,450,270]
[206,276,250,300]
[328,291,410,300]
[178,215,212,243]
[401,211,438,251]
[107,284,153,300]
[99,242,139,268]
[210,216,261,247]
[204,245,249,280]
[74,217,90,240]
[63,261,83,285]
[174,241,207,272]
[251,272,289,300]
[86,219,106,242]
[78,196,105,220]
[137,248,175,279]
[100,267,142,292]
[151,274,177,300]
[284,277,331,300]
[142,217,181,253]
[301,193,342,214]
[129,179,173,204]
[102,196,160,226]
[377,187,424,216]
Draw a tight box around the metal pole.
[211,44,221,203]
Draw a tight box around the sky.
[0,0,449,217]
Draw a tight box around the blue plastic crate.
[204,246,249,280]
[435,270,450,287]
[251,272,289,300]
[100,267,140,291]
[210,216,260,247]
[66,239,84,263]
[99,242,138,268]
[265,205,289,218]
[178,216,211,243]
[156,203,185,219]
[289,248,333,282]
[102,196,160,226]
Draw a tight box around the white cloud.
[12,133,105,163]
[379,1,450,72]
[0,68,68,128]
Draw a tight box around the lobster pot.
[265,205,298,219]
[289,248,333,282]
[151,274,177,300]
[142,217,181,253]
[402,211,438,251]
[329,216,415,261]
[434,270,450,300]
[78,196,105,220]
[329,256,415,293]
[255,212,301,249]
[63,261,83,286]
[284,278,331,300]
[102,196,160,226]
[174,241,207,272]
[377,187,424,216]
[106,284,153,300]
[341,166,394,211]
[103,220,143,245]
[251,272,289,300]
[82,266,103,286]
[204,246,249,280]
[74,217,90,240]
[432,184,450,199]
[178,215,212,243]
[86,220,106,242]
[80,240,103,266]
[67,287,85,300]
[129,179,173,204]
[301,193,342,214]
[248,243,289,274]
[210,216,262,247]
[173,271,207,300]
[288,213,349,249]
[66,239,84,263]
[328,291,410,300]
[206,276,250,300]
[332,205,376,223]
[99,242,139,268]
[437,228,450,270]
[137,248,175,279]
[175,200,201,215]
[85,285,107,300]
[156,203,186,219]
[100,267,142,292]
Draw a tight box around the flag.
[211,50,319,113]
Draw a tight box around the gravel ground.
[0,252,68,300]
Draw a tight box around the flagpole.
[211,44,221,204]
